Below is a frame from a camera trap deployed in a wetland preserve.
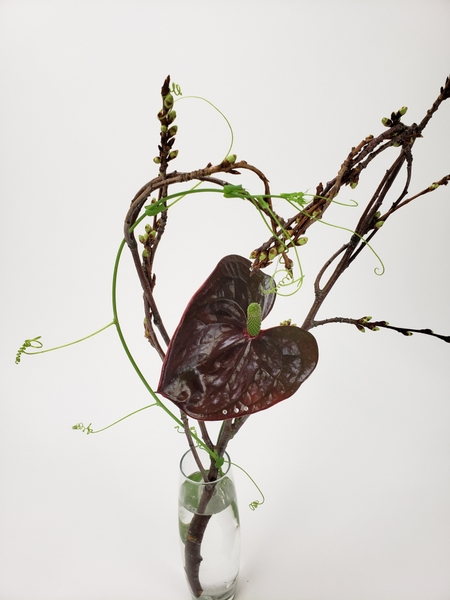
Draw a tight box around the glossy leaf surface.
[157,255,318,420]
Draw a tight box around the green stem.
[111,237,218,461]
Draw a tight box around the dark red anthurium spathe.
[157,255,318,421]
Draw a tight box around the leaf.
[157,255,318,421]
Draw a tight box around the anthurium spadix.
[157,255,318,421]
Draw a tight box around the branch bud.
[163,93,174,109]
[280,319,297,326]
[268,247,278,261]
[166,110,177,124]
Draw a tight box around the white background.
[1,1,450,599]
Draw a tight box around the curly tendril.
[306,212,385,276]
[175,425,198,437]
[228,460,265,511]
[15,336,43,364]
[72,403,158,435]
[170,82,182,96]
[72,422,94,434]
[268,265,304,297]
[15,322,116,364]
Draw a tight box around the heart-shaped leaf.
[157,255,318,420]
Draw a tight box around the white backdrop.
[1,2,450,599]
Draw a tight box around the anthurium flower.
[157,255,318,420]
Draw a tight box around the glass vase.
[178,448,240,600]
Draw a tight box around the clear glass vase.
[178,448,240,600]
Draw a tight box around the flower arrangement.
[16,74,450,598]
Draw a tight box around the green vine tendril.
[174,92,234,160]
[175,425,198,437]
[15,336,43,364]
[170,82,182,96]
[228,460,265,510]
[72,403,158,435]
[15,323,115,364]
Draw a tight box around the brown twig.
[311,316,450,343]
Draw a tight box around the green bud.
[375,211,381,218]
[138,233,148,244]
[296,237,308,246]
[157,109,165,121]
[429,182,439,190]
[350,181,358,189]
[163,93,174,109]
[160,125,167,133]
[145,223,153,234]
[246,303,262,337]
[268,247,278,261]
[167,110,177,124]
[249,250,258,259]
[382,117,392,127]
[392,141,401,147]
[169,149,179,160]
[375,220,384,228]
[259,251,267,262]
[168,125,178,137]
[225,154,237,164]
[399,106,408,116]
[405,331,413,336]
[372,326,380,331]
[153,156,161,164]
[142,248,150,258]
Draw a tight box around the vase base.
[189,577,237,600]
[191,593,235,600]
